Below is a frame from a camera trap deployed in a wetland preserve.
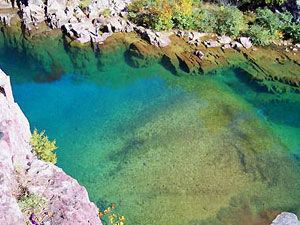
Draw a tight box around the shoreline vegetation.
[0,0,299,93]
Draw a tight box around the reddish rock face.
[0,69,102,225]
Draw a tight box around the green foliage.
[216,6,246,36]
[255,8,292,36]
[18,193,48,212]
[248,24,273,45]
[30,129,57,164]
[192,9,218,32]
[172,11,194,30]
[127,0,299,43]
[285,22,300,42]
[18,193,48,224]
[231,0,287,7]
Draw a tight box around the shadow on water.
[218,66,300,128]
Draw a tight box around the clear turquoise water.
[1,33,300,225]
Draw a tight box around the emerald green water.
[1,31,300,225]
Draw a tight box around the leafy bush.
[248,24,274,45]
[216,6,246,36]
[192,9,218,33]
[255,8,292,36]
[30,129,57,164]
[149,3,174,31]
[285,22,300,42]
[128,0,174,31]
[229,0,286,8]
[172,11,194,30]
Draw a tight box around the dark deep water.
[1,31,300,225]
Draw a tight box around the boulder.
[271,212,300,225]
[222,43,232,50]
[231,41,243,49]
[194,50,204,59]
[204,39,221,48]
[218,35,232,44]
[135,26,172,47]
[239,37,252,49]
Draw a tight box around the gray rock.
[239,37,252,49]
[271,212,300,225]
[204,39,221,48]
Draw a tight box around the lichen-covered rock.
[0,69,102,225]
[271,212,300,225]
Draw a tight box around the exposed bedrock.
[0,69,102,225]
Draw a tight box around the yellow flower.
[119,216,125,222]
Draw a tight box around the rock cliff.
[0,69,102,225]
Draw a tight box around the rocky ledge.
[0,69,101,224]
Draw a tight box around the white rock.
[239,37,252,49]
[218,35,232,44]
[271,212,300,225]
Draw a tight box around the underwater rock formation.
[271,212,300,225]
[0,69,102,225]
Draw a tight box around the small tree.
[30,129,57,164]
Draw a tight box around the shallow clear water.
[1,33,300,225]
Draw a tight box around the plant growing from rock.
[30,129,57,164]
[18,193,48,224]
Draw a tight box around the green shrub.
[216,6,246,36]
[30,129,57,164]
[255,8,292,36]
[172,11,194,30]
[192,9,218,33]
[248,24,274,45]
[285,22,300,42]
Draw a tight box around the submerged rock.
[271,212,300,225]
[0,69,102,225]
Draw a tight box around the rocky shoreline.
[0,69,101,224]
